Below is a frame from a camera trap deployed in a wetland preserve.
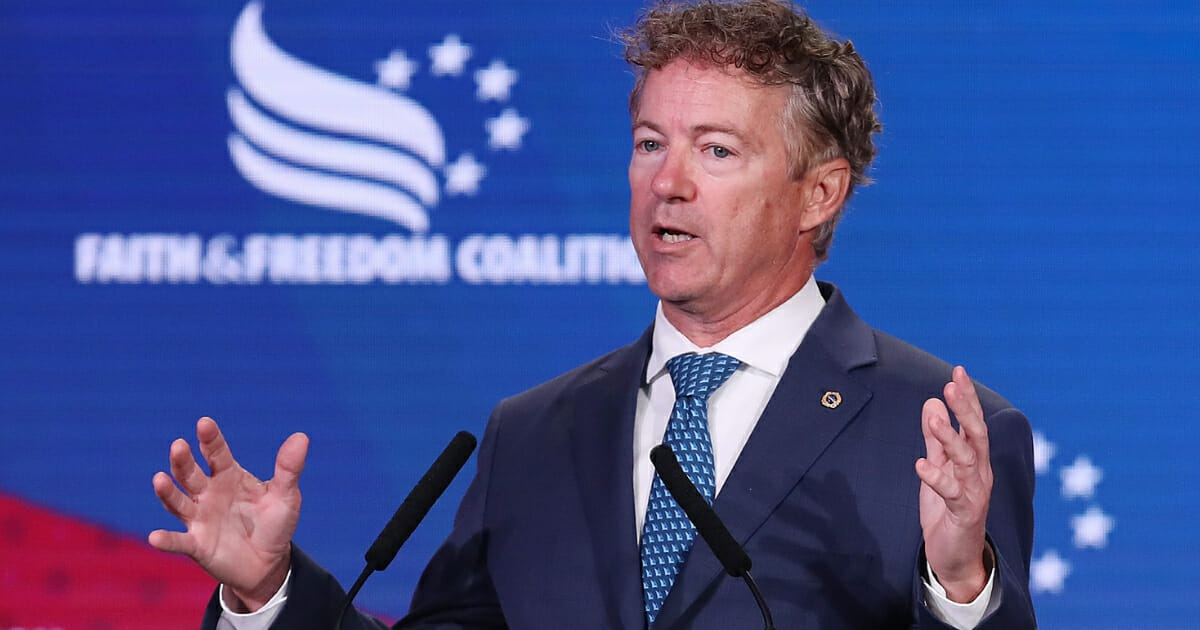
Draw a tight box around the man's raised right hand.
[148,417,308,612]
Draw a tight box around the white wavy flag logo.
[74,2,643,286]
[227,1,443,233]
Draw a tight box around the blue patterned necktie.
[640,352,741,626]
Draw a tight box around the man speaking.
[150,1,1036,627]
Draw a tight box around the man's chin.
[644,275,704,306]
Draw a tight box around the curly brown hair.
[621,0,881,262]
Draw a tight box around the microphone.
[336,431,478,629]
[650,445,775,630]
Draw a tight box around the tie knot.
[666,352,740,401]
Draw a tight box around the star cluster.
[1029,432,1115,595]
[374,34,531,199]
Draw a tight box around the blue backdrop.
[2,0,1198,627]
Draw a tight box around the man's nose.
[651,148,697,202]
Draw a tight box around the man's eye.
[710,145,731,158]
[639,139,661,152]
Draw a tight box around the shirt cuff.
[922,559,995,630]
[215,569,292,630]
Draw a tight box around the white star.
[1030,550,1071,594]
[444,153,487,196]
[474,59,519,102]
[428,35,472,77]
[1071,506,1115,549]
[375,50,419,90]
[1032,431,1056,475]
[485,108,530,150]
[1060,455,1103,499]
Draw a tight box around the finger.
[946,366,990,451]
[915,457,961,501]
[196,416,238,475]
[925,396,978,469]
[921,397,950,467]
[147,529,199,558]
[152,471,196,522]
[270,432,309,496]
[168,438,209,496]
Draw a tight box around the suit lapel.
[566,327,653,630]
[655,283,879,627]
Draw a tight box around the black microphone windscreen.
[650,444,751,577]
[364,431,477,571]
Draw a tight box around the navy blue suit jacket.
[202,282,1036,629]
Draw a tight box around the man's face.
[629,59,821,328]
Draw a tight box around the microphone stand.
[334,431,477,630]
[650,445,775,630]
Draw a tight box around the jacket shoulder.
[867,329,1016,416]
[496,330,649,420]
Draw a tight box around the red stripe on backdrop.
[0,492,215,629]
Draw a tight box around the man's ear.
[798,158,851,231]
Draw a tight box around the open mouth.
[656,227,695,243]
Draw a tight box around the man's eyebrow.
[692,123,745,139]
[632,119,664,134]
[631,120,749,142]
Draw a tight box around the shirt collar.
[645,275,826,385]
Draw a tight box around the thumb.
[148,529,199,559]
[270,432,309,495]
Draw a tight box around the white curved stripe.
[229,134,430,233]
[228,88,439,207]
[231,2,445,167]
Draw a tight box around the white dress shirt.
[222,276,993,629]
[632,277,827,536]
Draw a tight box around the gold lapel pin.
[821,391,842,409]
